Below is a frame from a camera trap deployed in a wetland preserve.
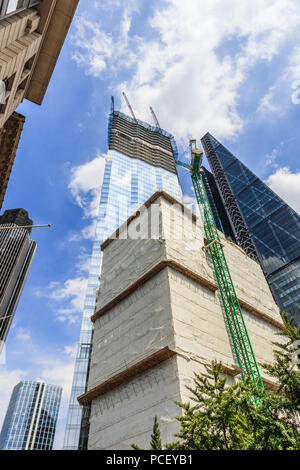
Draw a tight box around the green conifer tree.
[150,416,162,450]
[131,416,162,450]
[132,314,300,450]
[262,312,300,411]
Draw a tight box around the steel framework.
[201,133,258,260]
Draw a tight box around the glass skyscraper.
[63,100,182,450]
[0,381,62,450]
[201,133,300,321]
[0,209,36,353]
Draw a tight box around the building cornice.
[101,190,197,251]
[78,347,281,405]
[92,257,285,332]
[92,259,218,323]
[78,347,176,406]
[25,0,79,104]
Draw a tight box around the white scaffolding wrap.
[85,193,284,450]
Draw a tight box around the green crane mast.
[177,140,264,394]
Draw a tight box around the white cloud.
[182,193,197,214]
[14,328,31,342]
[67,153,107,242]
[48,277,88,323]
[35,277,88,324]
[68,153,106,219]
[257,86,282,114]
[266,167,300,214]
[288,47,300,105]
[71,0,139,78]
[75,250,91,274]
[72,0,300,141]
[72,18,113,76]
[287,47,300,88]
[68,220,97,242]
[258,45,300,114]
[64,343,78,359]
[39,153,106,323]
[263,142,285,171]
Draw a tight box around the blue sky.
[0,0,300,449]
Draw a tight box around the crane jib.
[176,141,264,398]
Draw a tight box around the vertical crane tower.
[177,141,264,393]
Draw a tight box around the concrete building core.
[78,191,284,450]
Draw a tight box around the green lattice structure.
[177,140,264,394]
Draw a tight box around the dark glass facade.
[202,133,300,321]
[0,209,36,352]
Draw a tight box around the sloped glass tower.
[63,100,182,450]
[201,133,300,321]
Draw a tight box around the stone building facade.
[0,0,79,209]
[0,112,25,208]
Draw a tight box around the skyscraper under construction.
[63,99,182,450]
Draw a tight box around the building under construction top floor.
[108,98,178,175]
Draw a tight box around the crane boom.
[177,141,264,395]
[0,224,51,230]
[122,92,137,121]
[149,106,161,128]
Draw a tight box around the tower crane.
[0,224,51,230]
[149,106,161,129]
[122,92,137,121]
[177,141,264,396]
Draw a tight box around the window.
[6,1,24,14]
[0,1,42,19]
[5,73,15,92]
[0,73,14,113]
[23,55,35,75]
[15,75,29,99]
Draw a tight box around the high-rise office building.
[0,208,36,352]
[0,380,62,450]
[63,100,182,450]
[201,133,300,321]
[0,0,79,209]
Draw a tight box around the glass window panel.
[216,146,236,169]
